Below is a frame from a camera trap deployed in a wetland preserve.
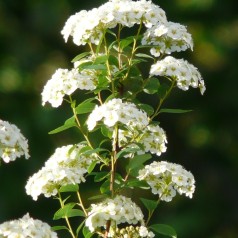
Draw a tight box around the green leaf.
[135,53,154,59]
[88,194,109,201]
[52,226,69,231]
[75,99,96,115]
[126,179,149,189]
[59,184,79,193]
[140,198,158,212]
[83,64,107,70]
[71,52,91,63]
[94,55,108,64]
[49,117,76,134]
[159,108,192,114]
[116,147,141,159]
[87,160,98,174]
[144,77,160,94]
[138,103,154,116]
[76,221,85,236]
[119,36,135,49]
[150,224,177,238]
[101,125,113,138]
[100,179,110,194]
[94,171,109,182]
[53,203,85,220]
[83,226,93,238]
[126,154,152,172]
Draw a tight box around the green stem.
[58,192,76,238]
[145,197,161,226]
[150,79,176,121]
[77,191,88,217]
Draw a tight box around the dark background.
[0,0,238,237]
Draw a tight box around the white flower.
[138,161,195,202]
[118,124,167,157]
[42,67,97,108]
[0,119,29,163]
[61,0,167,46]
[87,99,149,131]
[150,56,205,94]
[142,21,193,56]
[25,144,98,200]
[85,195,144,232]
[0,213,58,238]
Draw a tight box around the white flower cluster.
[85,195,144,232]
[87,99,149,131]
[150,56,206,94]
[25,144,98,200]
[109,225,155,238]
[0,213,58,238]
[42,66,97,108]
[118,124,167,156]
[0,119,29,163]
[61,0,167,46]
[138,161,195,202]
[142,21,193,57]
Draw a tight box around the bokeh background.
[0,0,238,237]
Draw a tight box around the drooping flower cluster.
[109,225,155,238]
[85,195,144,232]
[150,56,206,94]
[41,65,97,107]
[87,99,149,131]
[61,0,167,46]
[118,124,167,156]
[138,161,195,202]
[0,119,29,163]
[25,144,98,200]
[0,213,58,238]
[142,21,193,57]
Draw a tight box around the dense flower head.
[118,124,167,156]
[61,0,167,46]
[0,213,58,238]
[150,56,206,94]
[0,119,29,163]
[108,225,155,238]
[142,21,193,56]
[85,195,144,232]
[42,63,97,107]
[25,144,98,200]
[87,98,149,131]
[138,161,195,202]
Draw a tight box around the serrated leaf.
[49,117,76,134]
[71,52,91,63]
[150,224,177,238]
[75,99,96,115]
[59,184,79,193]
[159,108,192,114]
[126,154,152,172]
[140,198,158,212]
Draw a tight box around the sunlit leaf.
[71,52,91,63]
[126,154,152,172]
[75,98,96,115]
[48,117,76,134]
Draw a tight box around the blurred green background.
[0,0,238,237]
